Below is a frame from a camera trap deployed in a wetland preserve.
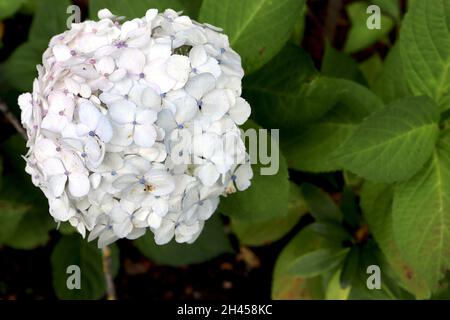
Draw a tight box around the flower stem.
[102,246,117,300]
[0,100,27,140]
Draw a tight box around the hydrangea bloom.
[18,8,252,248]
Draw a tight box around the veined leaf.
[400,0,450,111]
[288,248,349,278]
[199,0,306,74]
[335,96,440,183]
[281,78,383,172]
[393,130,450,292]
[361,181,431,298]
[372,43,411,103]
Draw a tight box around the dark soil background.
[0,0,406,300]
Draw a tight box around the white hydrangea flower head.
[18,8,253,248]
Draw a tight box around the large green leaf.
[321,42,366,84]
[281,79,383,172]
[199,0,305,74]
[272,226,327,300]
[134,214,232,266]
[219,121,289,222]
[361,182,431,298]
[244,45,343,132]
[372,44,411,103]
[400,0,450,111]
[0,0,25,20]
[230,182,307,246]
[335,96,440,183]
[51,235,119,299]
[2,0,70,92]
[393,130,450,292]
[89,0,202,19]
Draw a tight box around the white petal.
[118,48,146,74]
[230,97,251,125]
[185,73,216,100]
[42,158,66,176]
[95,56,115,75]
[109,100,136,124]
[53,44,72,62]
[49,196,74,221]
[189,45,208,68]
[166,54,190,84]
[148,213,162,229]
[134,124,157,147]
[235,164,253,191]
[202,89,230,121]
[49,175,67,197]
[112,174,137,190]
[95,116,113,142]
[141,87,162,110]
[136,108,157,124]
[144,170,175,196]
[68,173,90,197]
[197,163,220,186]
[79,101,101,130]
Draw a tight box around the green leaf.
[0,199,29,244]
[0,0,25,20]
[393,130,450,293]
[340,246,360,288]
[288,248,349,278]
[135,214,232,266]
[372,43,411,103]
[230,182,307,246]
[361,181,431,298]
[301,183,342,223]
[199,0,306,74]
[0,135,55,249]
[321,42,366,84]
[400,0,450,110]
[272,226,327,299]
[244,45,345,132]
[335,96,440,183]
[219,121,290,222]
[51,235,119,299]
[281,79,383,172]
[309,222,351,243]
[344,1,395,53]
[2,0,70,91]
[340,187,360,229]
[89,0,202,20]
[359,54,383,87]
[326,269,351,300]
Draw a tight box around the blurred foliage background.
[0,0,449,300]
